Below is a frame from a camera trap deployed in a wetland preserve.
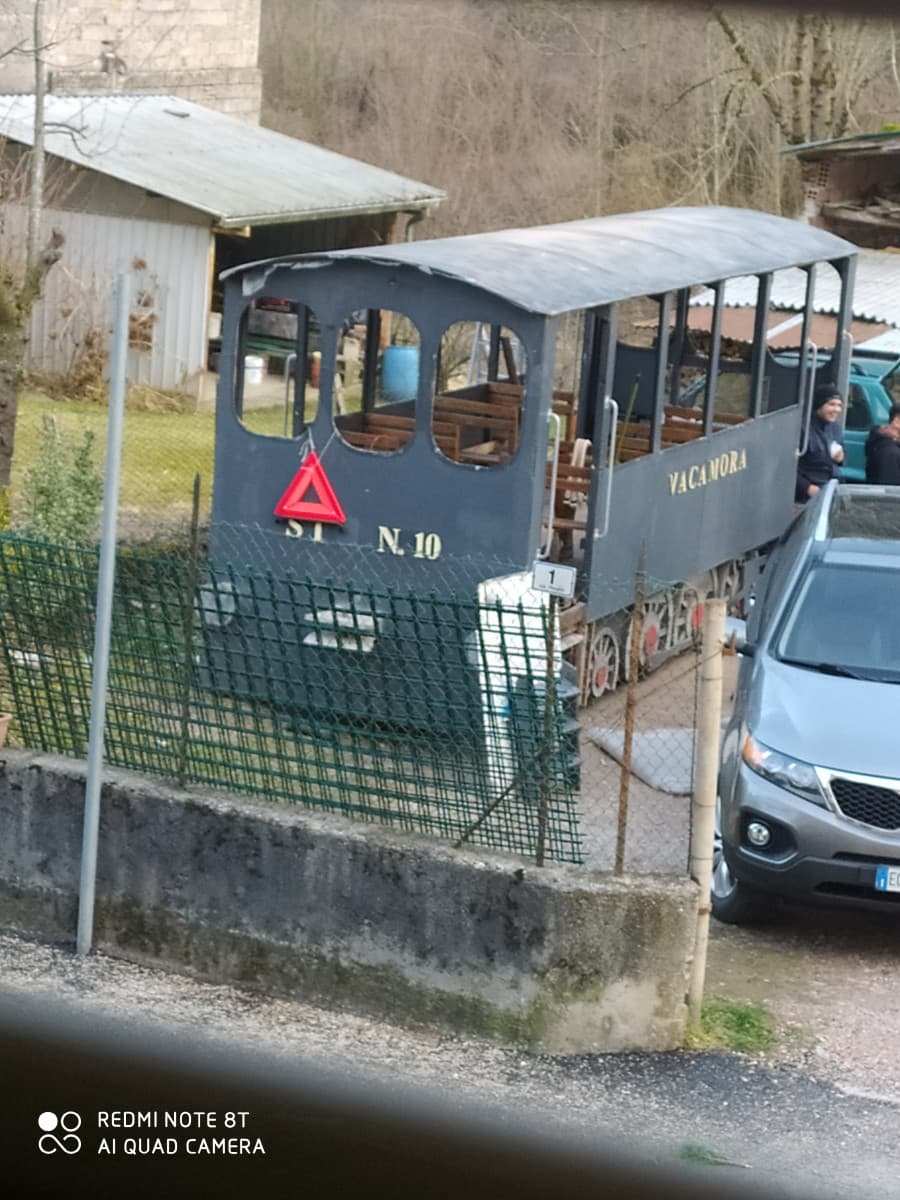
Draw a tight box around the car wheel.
[711,796,768,924]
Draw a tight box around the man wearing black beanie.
[795,382,844,502]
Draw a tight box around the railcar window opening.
[808,260,849,406]
[542,311,593,562]
[610,282,765,466]
[550,310,584,449]
[332,308,422,456]
[232,298,320,440]
[685,272,817,424]
[670,281,754,434]
[612,292,707,462]
[433,320,526,467]
[759,263,848,416]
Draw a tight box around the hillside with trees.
[260,0,900,236]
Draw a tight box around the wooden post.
[615,557,645,874]
[688,598,726,1024]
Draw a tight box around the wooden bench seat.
[341,428,405,452]
[339,412,460,459]
[614,414,718,462]
[546,462,592,494]
[434,396,519,456]
[547,438,593,557]
[662,422,704,444]
[552,389,577,440]
[664,404,748,426]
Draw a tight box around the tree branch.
[21,228,64,314]
[712,8,793,143]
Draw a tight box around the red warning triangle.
[274,451,346,524]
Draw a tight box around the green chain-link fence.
[0,529,583,864]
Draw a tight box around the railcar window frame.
[430,318,528,470]
[231,297,319,441]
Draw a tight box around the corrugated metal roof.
[855,326,900,352]
[0,93,445,227]
[691,248,900,327]
[230,206,856,317]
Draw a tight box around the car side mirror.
[723,616,755,656]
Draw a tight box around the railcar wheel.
[672,578,713,649]
[624,593,672,679]
[587,626,621,699]
[715,559,743,610]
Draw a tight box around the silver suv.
[714,481,900,923]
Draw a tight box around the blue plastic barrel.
[381,345,419,402]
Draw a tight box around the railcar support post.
[688,598,726,1024]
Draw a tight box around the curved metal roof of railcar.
[226,207,857,317]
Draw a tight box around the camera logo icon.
[38,1111,82,1155]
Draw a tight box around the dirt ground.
[706,905,900,1100]
[576,652,738,873]
[577,650,900,1100]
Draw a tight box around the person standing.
[795,383,845,502]
[865,402,900,485]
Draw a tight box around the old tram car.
[206,207,856,738]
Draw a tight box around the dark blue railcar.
[206,206,857,712]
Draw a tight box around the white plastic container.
[244,354,266,385]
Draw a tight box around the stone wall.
[0,751,699,1053]
[0,0,262,121]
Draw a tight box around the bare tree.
[712,7,891,146]
[0,0,63,494]
[259,0,900,230]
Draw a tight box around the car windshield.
[775,562,900,681]
[880,364,900,405]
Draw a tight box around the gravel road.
[2,916,900,1200]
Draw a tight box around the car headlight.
[741,732,826,806]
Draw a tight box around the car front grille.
[830,777,900,830]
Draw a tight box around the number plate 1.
[532,561,577,599]
[875,865,900,893]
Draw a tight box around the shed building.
[691,133,900,355]
[0,92,444,400]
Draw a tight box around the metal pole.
[687,598,726,1024]
[176,472,202,788]
[615,560,644,874]
[76,273,130,956]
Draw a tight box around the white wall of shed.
[8,204,211,394]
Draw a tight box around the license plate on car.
[875,865,900,893]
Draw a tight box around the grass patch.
[677,1142,749,1169]
[685,999,776,1053]
[11,392,215,522]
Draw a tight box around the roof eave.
[212,195,446,229]
[781,134,900,161]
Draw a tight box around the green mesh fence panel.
[0,531,583,865]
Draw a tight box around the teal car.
[843,355,900,481]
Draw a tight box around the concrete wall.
[0,0,262,121]
[0,751,698,1053]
